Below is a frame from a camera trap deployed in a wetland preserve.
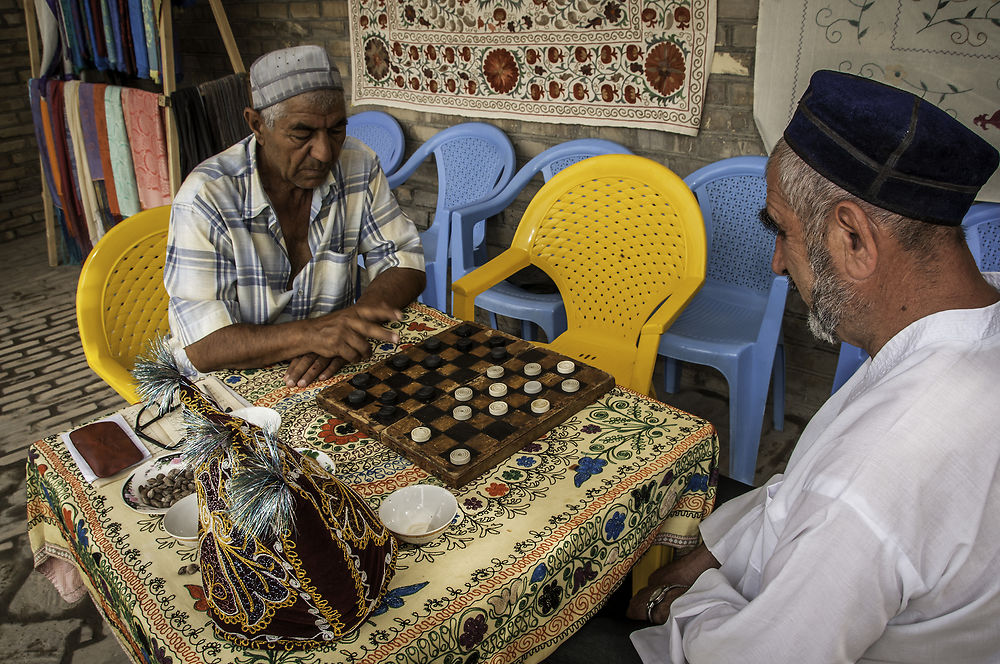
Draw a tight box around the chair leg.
[663,357,681,394]
[520,319,535,341]
[728,374,767,486]
[771,344,785,432]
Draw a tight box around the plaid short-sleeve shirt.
[164,136,424,348]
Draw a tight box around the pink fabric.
[37,556,88,604]
[120,88,171,209]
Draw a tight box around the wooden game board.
[316,322,615,487]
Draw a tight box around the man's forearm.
[358,267,426,311]
[184,320,313,372]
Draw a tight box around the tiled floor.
[0,231,819,662]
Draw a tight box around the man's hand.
[624,544,721,624]
[303,302,402,361]
[284,354,345,388]
[627,584,689,624]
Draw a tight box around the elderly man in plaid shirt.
[165,46,425,388]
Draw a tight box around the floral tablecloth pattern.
[26,305,718,664]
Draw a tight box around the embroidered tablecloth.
[26,305,718,664]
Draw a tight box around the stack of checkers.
[316,322,615,488]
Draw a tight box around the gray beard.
[805,242,867,345]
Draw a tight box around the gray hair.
[768,138,963,258]
[259,89,345,129]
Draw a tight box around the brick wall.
[0,0,45,241]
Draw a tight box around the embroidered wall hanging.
[755,0,1000,203]
[348,0,716,136]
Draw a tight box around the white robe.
[632,273,1000,663]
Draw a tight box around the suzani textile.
[27,305,718,663]
[349,0,716,135]
[755,0,1000,203]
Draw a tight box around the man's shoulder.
[175,137,254,206]
[338,136,379,173]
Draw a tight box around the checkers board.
[316,322,615,487]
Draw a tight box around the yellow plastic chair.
[453,154,707,395]
[77,206,172,403]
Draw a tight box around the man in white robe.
[624,70,1000,662]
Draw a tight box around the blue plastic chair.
[449,139,634,340]
[830,201,1000,393]
[656,156,789,485]
[346,111,405,177]
[387,122,515,312]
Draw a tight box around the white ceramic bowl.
[162,493,199,546]
[229,407,281,434]
[378,485,458,545]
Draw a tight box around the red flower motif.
[408,45,420,61]
[486,482,509,497]
[493,7,506,22]
[547,47,563,63]
[641,7,657,27]
[645,42,686,97]
[525,48,540,65]
[407,322,435,331]
[530,83,543,100]
[444,47,455,63]
[600,84,616,102]
[483,48,519,94]
[38,464,48,475]
[572,82,588,100]
[600,45,615,64]
[548,81,563,99]
[574,46,590,63]
[626,44,642,61]
[674,6,691,29]
[318,418,363,445]
[364,38,391,81]
[624,85,638,104]
[185,584,209,612]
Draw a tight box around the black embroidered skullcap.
[250,45,343,110]
[783,70,998,226]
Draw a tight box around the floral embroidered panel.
[755,0,1000,203]
[349,0,717,135]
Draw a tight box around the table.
[26,305,718,664]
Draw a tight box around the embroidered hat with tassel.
[133,340,397,649]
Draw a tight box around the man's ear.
[244,107,264,143]
[829,200,878,281]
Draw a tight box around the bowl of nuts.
[122,454,197,514]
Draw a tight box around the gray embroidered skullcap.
[250,45,344,110]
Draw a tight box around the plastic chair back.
[387,122,515,311]
[346,110,405,177]
[454,154,706,393]
[963,202,1000,271]
[830,202,1000,395]
[450,138,634,340]
[77,206,171,403]
[656,156,788,484]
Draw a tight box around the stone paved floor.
[0,232,815,663]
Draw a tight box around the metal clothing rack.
[21,0,245,266]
